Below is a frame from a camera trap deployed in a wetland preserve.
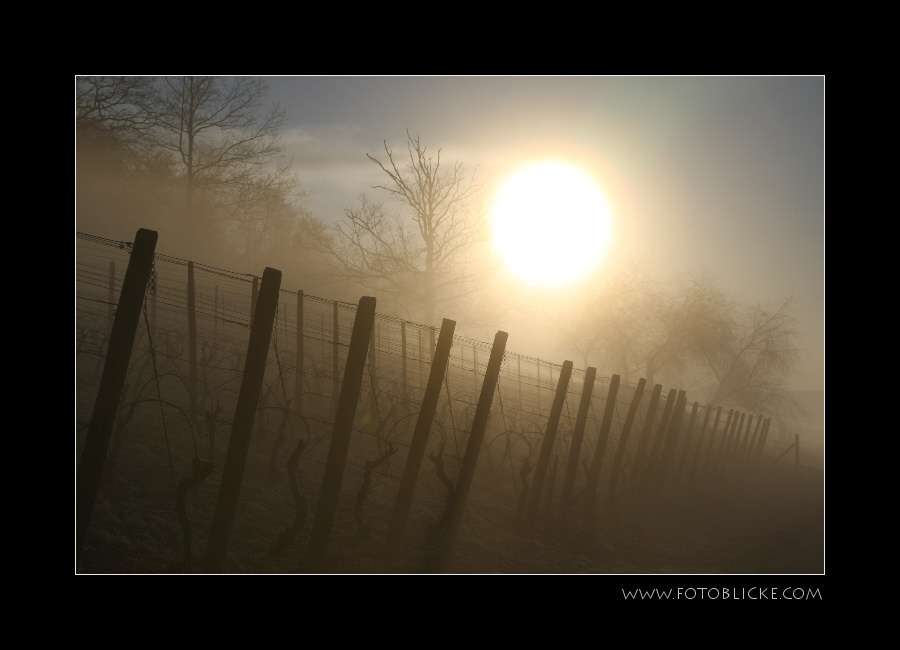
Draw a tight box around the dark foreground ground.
[78,450,823,575]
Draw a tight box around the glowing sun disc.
[492,162,613,286]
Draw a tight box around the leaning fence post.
[739,414,760,467]
[582,374,621,517]
[712,409,735,475]
[77,229,158,564]
[606,379,646,509]
[524,360,573,528]
[746,415,763,464]
[677,401,700,480]
[700,406,724,478]
[725,412,746,475]
[754,418,772,464]
[630,384,663,490]
[558,367,596,523]
[650,390,687,494]
[203,267,281,573]
[436,331,508,569]
[687,404,712,482]
[641,388,677,492]
[306,297,377,570]
[384,318,456,560]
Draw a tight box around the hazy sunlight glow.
[492,162,613,286]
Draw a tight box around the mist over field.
[75,76,824,576]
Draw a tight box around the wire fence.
[75,230,790,571]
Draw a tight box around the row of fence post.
[139,260,612,430]
[80,230,787,572]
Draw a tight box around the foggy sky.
[255,76,823,391]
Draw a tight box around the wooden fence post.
[295,290,303,415]
[629,384,663,490]
[77,229,158,564]
[712,409,735,475]
[651,390,687,494]
[741,415,762,465]
[384,318,456,560]
[203,267,281,573]
[251,276,258,324]
[725,412,746,475]
[639,388,677,495]
[738,414,754,463]
[582,374,621,517]
[557,367,596,523]
[606,379,647,509]
[307,297,377,570]
[524,360,573,528]
[754,418,772,464]
[437,331,508,569]
[700,406,724,478]
[687,404,712,482]
[746,415,763,464]
[676,401,700,480]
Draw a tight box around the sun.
[492,161,613,287]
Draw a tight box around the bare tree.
[559,267,800,418]
[318,131,490,326]
[76,76,159,152]
[153,76,287,221]
[703,297,801,413]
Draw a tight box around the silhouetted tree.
[152,76,289,222]
[703,296,801,413]
[76,76,179,237]
[76,76,323,273]
[317,131,490,326]
[76,76,160,156]
[559,266,800,418]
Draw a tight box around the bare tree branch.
[316,131,493,325]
